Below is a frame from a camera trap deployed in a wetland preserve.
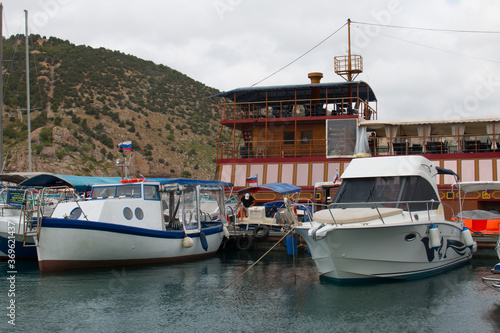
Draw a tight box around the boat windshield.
[333,176,439,211]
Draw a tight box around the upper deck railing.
[371,134,499,155]
[217,133,499,160]
[217,96,376,122]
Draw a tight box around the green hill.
[2,34,226,179]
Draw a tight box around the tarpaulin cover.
[19,174,122,192]
[237,182,301,196]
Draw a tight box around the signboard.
[7,190,26,207]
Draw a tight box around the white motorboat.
[295,155,476,282]
[32,178,232,271]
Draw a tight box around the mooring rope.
[218,227,295,295]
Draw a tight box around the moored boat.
[210,20,500,223]
[33,178,232,271]
[0,174,122,260]
[453,181,500,235]
[294,155,476,282]
[235,182,302,233]
[0,188,37,259]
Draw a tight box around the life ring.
[235,234,254,251]
[120,178,145,183]
[253,225,270,241]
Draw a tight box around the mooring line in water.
[218,228,295,295]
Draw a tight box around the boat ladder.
[21,196,42,247]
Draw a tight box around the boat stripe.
[41,218,223,239]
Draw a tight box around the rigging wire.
[350,20,500,34]
[251,22,347,87]
[376,31,500,64]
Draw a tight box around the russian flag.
[333,173,339,184]
[118,141,132,151]
[246,176,258,184]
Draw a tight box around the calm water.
[1,251,499,333]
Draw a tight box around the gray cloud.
[4,0,500,120]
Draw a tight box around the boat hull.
[296,221,474,281]
[36,218,224,271]
[0,234,37,259]
[0,214,37,259]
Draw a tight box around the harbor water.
[2,250,499,332]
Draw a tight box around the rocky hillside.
[2,34,227,179]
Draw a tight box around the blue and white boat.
[33,178,232,271]
[295,155,477,282]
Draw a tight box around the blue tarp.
[19,174,233,192]
[150,178,233,188]
[19,174,122,192]
[237,182,301,196]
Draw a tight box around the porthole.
[69,207,82,219]
[123,207,133,220]
[135,207,144,220]
[404,233,417,242]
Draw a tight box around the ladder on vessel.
[21,190,41,247]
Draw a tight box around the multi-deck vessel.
[210,22,500,220]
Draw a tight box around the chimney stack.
[308,72,323,105]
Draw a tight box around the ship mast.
[25,10,32,172]
[334,19,363,82]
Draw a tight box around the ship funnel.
[308,72,323,104]
[308,72,323,84]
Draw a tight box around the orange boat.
[456,210,500,235]
[455,181,500,235]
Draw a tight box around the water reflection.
[1,252,498,332]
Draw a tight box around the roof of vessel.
[341,156,437,182]
[19,174,122,192]
[211,81,377,103]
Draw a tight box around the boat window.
[333,176,439,211]
[284,132,295,145]
[200,190,221,219]
[182,186,198,230]
[326,119,357,157]
[301,131,312,144]
[69,207,82,219]
[135,208,144,220]
[116,185,141,198]
[92,186,117,198]
[144,185,160,200]
[123,207,133,220]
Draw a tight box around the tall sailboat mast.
[0,3,3,172]
[25,9,32,172]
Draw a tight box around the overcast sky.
[2,0,500,120]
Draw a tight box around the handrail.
[322,200,453,227]
[373,134,498,155]
[218,96,373,121]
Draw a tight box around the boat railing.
[22,186,86,244]
[293,202,315,224]
[218,138,328,159]
[218,96,375,122]
[370,134,498,156]
[324,200,455,226]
